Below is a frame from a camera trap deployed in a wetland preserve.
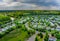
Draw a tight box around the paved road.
[27,31,39,41]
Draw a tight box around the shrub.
[56,34,60,39]
[0,32,5,38]
[0,34,3,38]
[27,30,35,36]
[5,30,10,34]
[11,26,16,30]
[39,28,46,32]
[48,29,51,32]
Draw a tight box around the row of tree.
[0,14,11,27]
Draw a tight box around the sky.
[0,0,60,10]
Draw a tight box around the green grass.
[57,39,60,41]
[0,28,29,41]
[8,31,28,41]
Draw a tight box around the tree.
[35,37,38,41]
[44,33,49,41]
[40,33,43,38]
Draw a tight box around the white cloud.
[0,0,60,10]
[3,0,14,3]
[55,0,60,5]
[44,0,52,3]
[0,2,37,7]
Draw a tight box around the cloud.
[0,0,60,10]
[3,0,14,3]
[0,2,40,10]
